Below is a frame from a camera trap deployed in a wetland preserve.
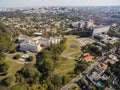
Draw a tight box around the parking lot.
[76,38,95,46]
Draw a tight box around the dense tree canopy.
[1,76,15,86]
[0,23,12,51]
[74,61,89,74]
[107,25,120,38]
[0,51,9,74]
[16,64,41,85]
[27,56,33,61]
[11,84,26,90]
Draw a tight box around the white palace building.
[18,35,61,52]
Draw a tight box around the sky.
[0,0,120,7]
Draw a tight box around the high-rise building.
[84,21,88,28]
[77,23,81,30]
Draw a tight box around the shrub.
[1,76,15,86]
[27,56,33,61]
[13,54,20,60]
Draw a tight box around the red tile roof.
[83,53,90,56]
[105,59,115,65]
[101,63,108,70]
[84,55,95,62]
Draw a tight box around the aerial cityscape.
[0,0,120,90]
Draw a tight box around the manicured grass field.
[62,35,81,54]
[53,59,76,76]
[70,51,83,58]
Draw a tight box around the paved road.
[60,55,106,90]
[61,47,116,90]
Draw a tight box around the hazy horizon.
[0,0,120,8]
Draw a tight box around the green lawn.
[70,51,83,58]
[53,59,76,76]
[62,35,81,54]
[7,60,24,76]
[52,35,82,76]
[0,53,25,80]
[0,60,24,80]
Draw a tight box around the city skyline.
[0,0,120,7]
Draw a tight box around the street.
[60,55,107,90]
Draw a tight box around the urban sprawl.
[0,7,120,90]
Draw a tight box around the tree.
[1,76,15,86]
[37,50,52,60]
[11,84,26,90]
[27,56,33,61]
[44,59,55,72]
[84,44,102,56]
[45,78,55,90]
[0,51,6,60]
[0,51,9,74]
[47,84,55,90]
[74,61,88,74]
[52,54,60,61]
[60,38,67,44]
[107,26,120,38]
[62,75,70,85]
[51,75,62,87]
[105,70,111,76]
[0,23,12,51]
[13,54,20,60]
[16,64,41,85]
[0,61,9,73]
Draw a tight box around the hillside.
[0,22,12,51]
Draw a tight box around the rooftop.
[84,55,95,62]
[105,59,116,65]
[83,53,90,56]
[109,54,118,61]
[101,63,108,70]
[20,39,40,46]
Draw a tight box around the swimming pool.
[97,81,103,86]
